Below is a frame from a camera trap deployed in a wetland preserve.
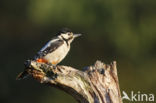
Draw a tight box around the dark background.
[0,0,156,103]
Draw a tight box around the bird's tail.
[16,71,30,80]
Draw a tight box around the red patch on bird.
[36,58,48,63]
[52,60,60,65]
[52,61,57,65]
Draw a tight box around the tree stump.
[17,60,123,103]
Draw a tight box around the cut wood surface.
[17,60,123,103]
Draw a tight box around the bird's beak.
[73,34,82,38]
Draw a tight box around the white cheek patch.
[61,34,69,39]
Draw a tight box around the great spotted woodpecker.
[17,28,81,80]
[34,28,81,65]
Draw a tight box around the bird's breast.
[43,43,70,64]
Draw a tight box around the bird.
[16,28,81,80]
[34,28,81,65]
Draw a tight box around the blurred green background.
[0,0,156,103]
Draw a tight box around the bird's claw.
[47,63,57,69]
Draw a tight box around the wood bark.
[17,60,123,103]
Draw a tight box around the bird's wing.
[35,39,64,59]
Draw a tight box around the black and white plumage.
[16,28,81,80]
[34,28,81,65]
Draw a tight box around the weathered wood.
[17,60,122,103]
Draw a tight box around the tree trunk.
[17,60,123,103]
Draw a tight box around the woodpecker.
[34,28,81,65]
[16,28,81,80]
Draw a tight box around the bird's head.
[58,28,81,44]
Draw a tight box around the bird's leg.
[47,63,57,69]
